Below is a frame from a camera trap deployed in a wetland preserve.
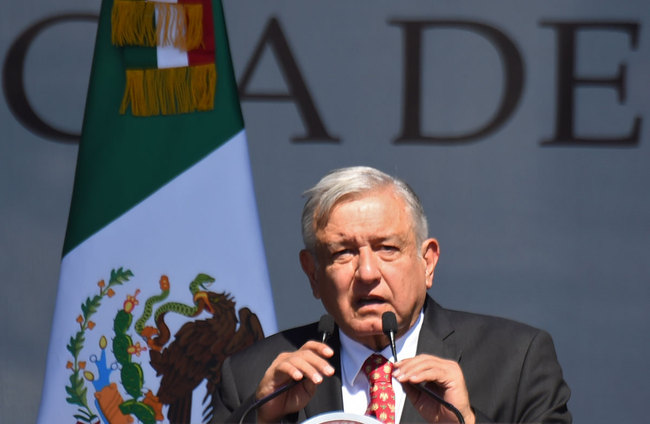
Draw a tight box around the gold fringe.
[111,1,156,47]
[112,0,203,50]
[191,63,217,111]
[183,5,204,50]
[120,64,217,116]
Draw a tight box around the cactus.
[111,292,155,423]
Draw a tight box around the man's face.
[300,187,439,350]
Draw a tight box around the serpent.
[152,273,215,321]
[137,273,216,350]
[135,273,215,339]
[134,275,170,335]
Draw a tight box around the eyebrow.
[322,234,406,249]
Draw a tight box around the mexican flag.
[37,1,277,423]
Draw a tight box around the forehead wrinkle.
[314,188,418,248]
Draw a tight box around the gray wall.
[2,1,649,422]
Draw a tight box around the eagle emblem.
[65,268,264,424]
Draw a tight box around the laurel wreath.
[65,267,134,424]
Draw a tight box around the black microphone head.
[382,311,398,336]
[318,314,335,337]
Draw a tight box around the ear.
[299,249,321,299]
[421,238,440,289]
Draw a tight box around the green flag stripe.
[63,0,243,256]
[123,45,157,68]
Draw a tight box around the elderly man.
[212,166,571,423]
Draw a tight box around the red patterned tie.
[362,354,396,424]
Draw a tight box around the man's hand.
[255,341,335,423]
[393,354,475,424]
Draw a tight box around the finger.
[394,354,448,371]
[301,340,335,358]
[393,356,456,384]
[296,341,336,377]
[274,348,335,383]
[281,356,327,384]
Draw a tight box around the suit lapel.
[400,296,462,423]
[303,330,344,419]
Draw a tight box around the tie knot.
[362,354,393,384]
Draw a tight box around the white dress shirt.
[339,310,424,424]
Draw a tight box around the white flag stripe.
[157,45,189,69]
[154,0,190,69]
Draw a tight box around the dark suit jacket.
[212,296,571,423]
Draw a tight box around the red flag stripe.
[179,0,216,66]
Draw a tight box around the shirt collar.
[340,309,424,387]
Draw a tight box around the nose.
[355,247,381,283]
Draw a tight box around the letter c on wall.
[2,13,98,143]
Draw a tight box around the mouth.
[355,296,387,308]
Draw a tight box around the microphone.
[381,311,465,424]
[238,314,335,424]
[382,311,399,362]
[318,313,335,343]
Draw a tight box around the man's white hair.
[301,166,429,251]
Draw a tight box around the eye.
[332,248,354,260]
[379,244,399,252]
[376,244,401,259]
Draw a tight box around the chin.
[347,317,384,337]
[344,323,390,350]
